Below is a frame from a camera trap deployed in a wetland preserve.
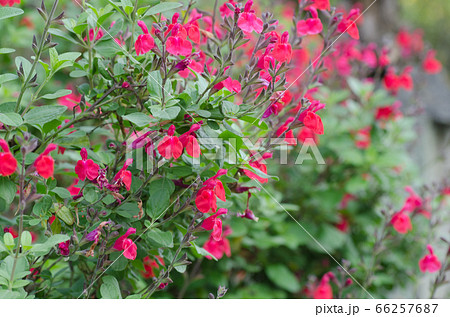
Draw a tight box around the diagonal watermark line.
[251,177,376,299]
[77,176,201,299]
[253,0,379,123]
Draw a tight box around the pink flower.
[178,124,201,157]
[419,245,442,273]
[203,226,232,260]
[219,0,236,17]
[391,211,412,234]
[214,77,242,94]
[243,152,272,184]
[201,208,228,241]
[84,28,104,42]
[337,9,360,40]
[309,0,330,11]
[166,24,192,56]
[276,117,297,145]
[114,158,133,191]
[297,8,323,36]
[297,127,318,145]
[75,148,99,181]
[157,125,184,159]
[0,139,17,176]
[423,50,442,74]
[114,227,137,260]
[313,273,333,299]
[34,144,57,179]
[303,111,324,135]
[135,21,155,56]
[195,169,227,213]
[237,0,263,33]
[354,126,371,149]
[271,32,292,63]
[401,186,422,212]
[0,0,20,6]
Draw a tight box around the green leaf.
[51,187,72,199]
[150,105,181,120]
[83,186,99,204]
[147,70,163,98]
[265,264,300,293]
[239,115,269,130]
[0,73,18,86]
[48,28,79,45]
[147,229,173,248]
[0,7,24,21]
[3,233,14,250]
[21,231,32,251]
[100,276,122,299]
[0,48,15,54]
[146,177,175,220]
[95,39,121,57]
[122,112,152,127]
[55,205,74,225]
[0,113,23,127]
[30,234,70,256]
[221,101,239,118]
[24,105,67,125]
[57,130,90,148]
[0,177,16,204]
[40,89,72,100]
[144,2,183,16]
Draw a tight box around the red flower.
[84,28,104,42]
[391,211,412,234]
[68,178,81,196]
[0,0,20,7]
[354,126,371,149]
[135,21,155,56]
[0,139,17,176]
[141,256,165,279]
[419,245,441,273]
[335,214,349,233]
[276,117,297,145]
[178,124,201,158]
[303,111,324,135]
[375,101,402,121]
[195,169,227,213]
[157,125,184,160]
[166,24,192,56]
[243,152,272,184]
[114,158,133,191]
[75,148,99,181]
[219,0,236,18]
[237,0,263,34]
[214,77,242,94]
[3,227,18,238]
[297,127,318,145]
[58,240,70,256]
[423,50,442,74]
[401,186,422,213]
[113,227,137,260]
[313,273,333,299]
[309,0,330,11]
[201,208,227,241]
[337,9,360,40]
[271,32,292,63]
[34,144,57,179]
[203,226,232,260]
[58,86,90,112]
[297,7,323,36]
[383,67,413,93]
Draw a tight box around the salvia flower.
[238,208,259,222]
[337,8,360,40]
[166,24,193,56]
[195,169,227,213]
[201,208,228,241]
[178,124,201,157]
[276,117,297,145]
[313,273,333,299]
[157,125,184,159]
[113,158,133,191]
[135,20,155,56]
[419,245,441,273]
[0,0,20,7]
[243,152,272,184]
[309,0,330,11]
[203,226,232,260]
[297,7,323,36]
[391,210,412,234]
[75,148,99,181]
[271,32,292,63]
[34,143,57,179]
[58,240,70,256]
[423,50,442,74]
[0,139,17,176]
[113,227,137,260]
[302,111,324,135]
[237,0,263,34]
[214,77,242,94]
